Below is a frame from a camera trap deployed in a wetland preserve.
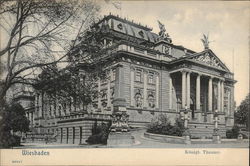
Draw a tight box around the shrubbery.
[0,102,29,148]
[86,121,111,145]
[147,115,185,137]
[226,126,240,139]
[226,126,248,139]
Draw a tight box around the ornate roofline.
[93,13,153,31]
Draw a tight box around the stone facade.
[32,14,236,142]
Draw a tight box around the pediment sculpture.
[193,53,222,69]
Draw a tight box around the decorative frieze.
[192,52,223,69]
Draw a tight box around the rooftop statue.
[157,20,172,43]
[201,34,210,50]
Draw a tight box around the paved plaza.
[14,129,249,149]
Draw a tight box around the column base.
[183,135,191,145]
[194,111,203,122]
[206,112,214,123]
[237,133,243,141]
[212,135,221,144]
[107,132,135,147]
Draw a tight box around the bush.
[147,115,185,137]
[86,121,111,145]
[0,101,29,148]
[226,126,239,139]
[0,130,21,148]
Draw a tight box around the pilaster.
[208,77,213,112]
[107,71,111,108]
[196,73,201,111]
[181,70,186,108]
[221,80,224,112]
[156,73,159,109]
[143,70,148,108]
[97,78,101,111]
[186,72,191,109]
[169,75,172,109]
[217,80,221,112]
[130,67,135,106]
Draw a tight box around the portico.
[169,68,228,123]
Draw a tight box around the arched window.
[135,90,143,108]
[148,94,155,108]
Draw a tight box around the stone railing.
[144,132,186,144]
[116,43,172,62]
[58,112,111,122]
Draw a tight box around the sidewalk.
[14,129,249,149]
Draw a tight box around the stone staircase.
[188,122,227,138]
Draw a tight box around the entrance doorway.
[190,98,195,119]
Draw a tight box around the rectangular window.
[112,69,116,81]
[148,73,154,84]
[135,71,142,82]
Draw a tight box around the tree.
[0,101,29,147]
[235,93,249,129]
[33,27,115,110]
[0,0,100,103]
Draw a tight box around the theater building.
[33,14,236,143]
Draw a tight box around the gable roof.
[188,49,230,72]
[172,49,231,72]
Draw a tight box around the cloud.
[102,1,250,105]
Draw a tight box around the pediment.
[189,50,230,72]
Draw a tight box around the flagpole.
[232,48,234,73]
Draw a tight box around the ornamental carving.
[134,89,143,108]
[147,91,155,109]
[193,53,222,69]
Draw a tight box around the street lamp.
[213,109,221,143]
[181,105,191,144]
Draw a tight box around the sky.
[100,1,250,106]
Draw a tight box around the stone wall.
[57,119,109,144]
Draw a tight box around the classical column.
[97,78,101,111]
[70,97,74,113]
[143,70,148,108]
[66,102,70,115]
[230,86,234,116]
[186,72,191,109]
[208,77,213,112]
[217,80,221,112]
[107,79,111,107]
[39,93,43,117]
[221,80,224,112]
[156,74,159,109]
[107,70,111,108]
[35,94,38,116]
[181,71,186,108]
[29,112,32,124]
[196,73,201,111]
[130,68,135,106]
[114,65,125,99]
[32,112,35,126]
[169,75,172,110]
[227,88,231,116]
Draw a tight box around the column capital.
[143,69,148,74]
[209,76,215,80]
[130,66,136,71]
[154,72,160,76]
[181,69,187,74]
[196,72,202,76]
[220,78,225,82]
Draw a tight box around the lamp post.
[109,98,129,132]
[107,98,133,147]
[181,105,191,144]
[213,109,221,143]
